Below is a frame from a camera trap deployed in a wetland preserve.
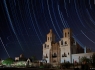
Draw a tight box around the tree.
[61,62,71,69]
[92,53,95,63]
[31,56,37,62]
[80,56,90,63]
[0,59,2,65]
[2,58,14,65]
[91,53,95,67]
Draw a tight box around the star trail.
[0,0,95,59]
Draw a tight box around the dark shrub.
[61,62,71,69]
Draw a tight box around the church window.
[64,53,67,57]
[54,53,57,56]
[68,32,69,34]
[46,54,48,58]
[65,41,67,44]
[52,53,57,58]
[62,53,67,57]
[47,45,49,47]
[68,32,69,37]
[68,52,69,55]
[65,32,66,37]
[44,44,46,48]
[61,40,63,45]
[48,37,49,40]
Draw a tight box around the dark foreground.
[0,68,74,70]
[0,68,95,70]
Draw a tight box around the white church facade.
[43,28,94,65]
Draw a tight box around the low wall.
[72,52,94,63]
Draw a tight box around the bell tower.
[63,28,72,47]
[47,29,55,42]
[63,28,72,38]
[43,29,55,63]
[60,28,72,63]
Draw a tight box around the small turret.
[63,28,72,38]
[47,29,55,42]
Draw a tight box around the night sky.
[0,0,95,60]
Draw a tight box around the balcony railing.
[44,56,48,58]
[63,44,68,46]
[52,55,57,58]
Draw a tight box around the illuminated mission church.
[43,28,94,65]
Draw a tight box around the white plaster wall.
[60,47,71,63]
[60,37,71,63]
[43,41,52,63]
[43,49,50,63]
[72,52,95,63]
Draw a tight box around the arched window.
[68,32,69,37]
[61,40,63,45]
[62,53,67,57]
[65,32,66,37]
[48,37,49,40]
[68,32,69,34]
[62,54,64,57]
[46,54,48,58]
[52,53,57,58]
[64,53,67,57]
[47,45,49,47]
[44,44,46,48]
[68,52,69,55]
[65,41,67,44]
[54,53,56,56]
